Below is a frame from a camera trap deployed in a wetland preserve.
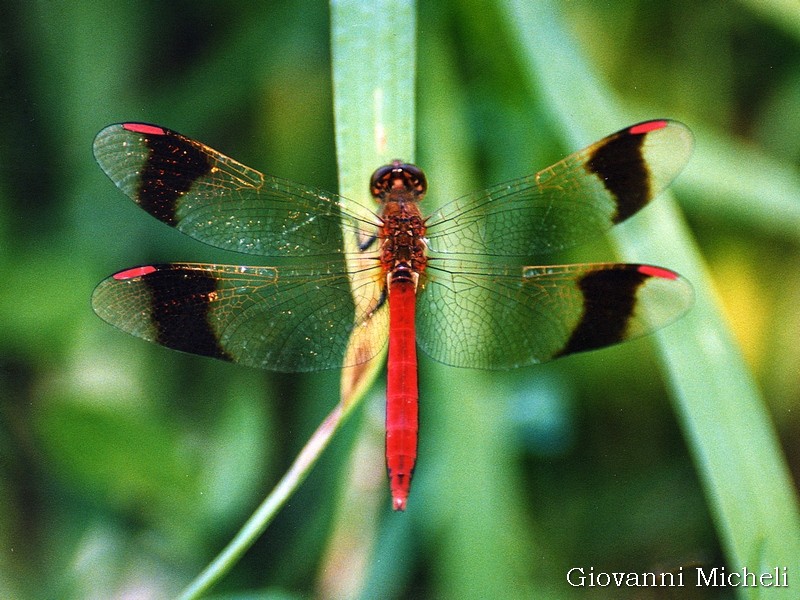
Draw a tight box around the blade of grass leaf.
[180,2,417,596]
[331,0,416,413]
[316,399,386,598]
[500,0,800,586]
[316,0,416,595]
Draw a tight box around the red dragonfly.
[92,120,693,510]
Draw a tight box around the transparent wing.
[425,120,693,256]
[93,123,381,257]
[92,261,388,372]
[416,260,693,369]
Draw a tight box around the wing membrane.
[93,123,381,257]
[92,262,387,372]
[416,261,693,369]
[425,120,693,256]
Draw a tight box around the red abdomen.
[386,279,418,511]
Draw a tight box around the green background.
[1,1,799,598]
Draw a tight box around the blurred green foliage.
[1,1,799,598]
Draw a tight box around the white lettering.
[695,566,789,587]
[566,567,584,587]
[660,568,683,587]
[660,571,675,587]
[568,565,787,589]
[696,567,718,586]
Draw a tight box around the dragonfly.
[92,119,694,511]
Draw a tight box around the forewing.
[416,261,693,369]
[425,120,693,256]
[92,262,388,372]
[93,123,380,256]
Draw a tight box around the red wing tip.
[122,123,167,136]
[629,120,669,135]
[113,265,158,280]
[637,265,679,280]
[392,495,408,511]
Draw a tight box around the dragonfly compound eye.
[370,161,428,199]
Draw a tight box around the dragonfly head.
[370,160,427,201]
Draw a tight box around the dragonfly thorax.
[376,161,429,287]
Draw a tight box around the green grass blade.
[316,2,417,596]
[331,0,416,411]
[179,3,417,596]
[500,0,800,587]
[331,0,416,188]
